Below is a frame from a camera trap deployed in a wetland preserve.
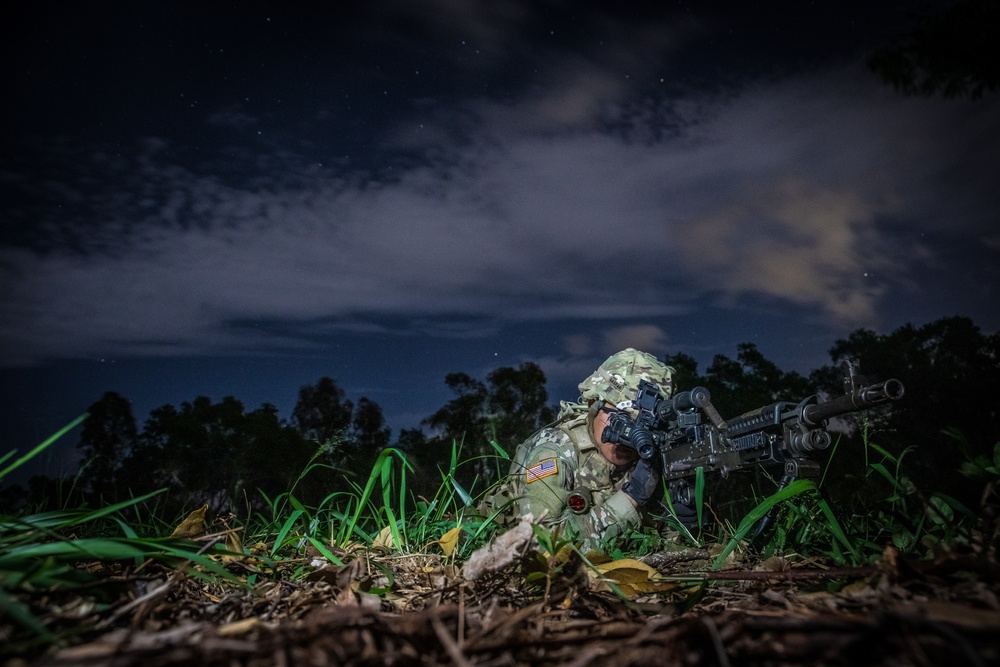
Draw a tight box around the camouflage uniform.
[487,348,675,551]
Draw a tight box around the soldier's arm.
[516,445,641,547]
[563,488,641,549]
[515,445,572,524]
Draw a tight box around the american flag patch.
[526,458,558,483]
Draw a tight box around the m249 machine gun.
[602,360,905,523]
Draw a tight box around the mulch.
[4,547,999,667]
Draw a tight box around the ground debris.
[19,598,1000,667]
[5,553,999,666]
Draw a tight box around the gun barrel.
[801,379,905,426]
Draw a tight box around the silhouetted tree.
[868,0,1000,99]
[661,351,701,396]
[424,372,488,445]
[666,344,814,418]
[121,395,318,514]
[77,391,138,501]
[240,403,315,504]
[707,344,812,416]
[291,376,354,456]
[484,363,555,448]
[25,475,78,511]
[426,363,554,451]
[107,393,333,516]
[0,482,27,512]
[342,397,393,478]
[396,428,429,453]
[813,316,1000,505]
[422,362,555,492]
[132,396,246,511]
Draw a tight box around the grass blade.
[0,414,88,481]
[271,509,305,557]
[712,480,816,570]
[0,587,54,641]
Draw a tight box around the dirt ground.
[5,539,999,667]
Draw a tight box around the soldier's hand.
[623,457,660,507]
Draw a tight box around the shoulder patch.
[526,458,558,483]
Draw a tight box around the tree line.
[2,316,997,518]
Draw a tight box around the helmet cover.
[578,348,675,410]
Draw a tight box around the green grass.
[0,421,505,653]
[3,415,997,656]
[0,488,246,651]
[702,424,997,568]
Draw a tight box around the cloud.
[561,334,592,357]
[672,178,886,321]
[206,109,259,130]
[602,325,670,355]
[3,55,998,366]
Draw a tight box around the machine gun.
[602,360,905,525]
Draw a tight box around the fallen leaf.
[428,525,462,557]
[170,504,208,539]
[595,558,658,577]
[217,528,244,562]
[757,556,790,572]
[589,557,679,597]
[372,525,396,550]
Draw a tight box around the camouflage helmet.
[578,348,675,410]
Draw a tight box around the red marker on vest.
[567,491,590,514]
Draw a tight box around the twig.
[565,645,608,667]
[471,600,547,642]
[689,566,879,581]
[701,616,732,667]
[458,582,465,645]
[430,609,472,667]
[625,616,674,646]
[691,555,1000,583]
[887,611,989,667]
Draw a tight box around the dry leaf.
[589,557,678,598]
[372,525,396,550]
[436,526,462,556]
[757,556,790,572]
[169,504,208,539]
[219,529,244,562]
[595,558,657,577]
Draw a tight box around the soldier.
[485,348,677,551]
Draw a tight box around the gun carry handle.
[668,386,727,430]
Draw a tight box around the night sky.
[2,1,998,482]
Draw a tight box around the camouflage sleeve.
[512,434,641,549]
[562,489,641,550]
[514,442,574,524]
